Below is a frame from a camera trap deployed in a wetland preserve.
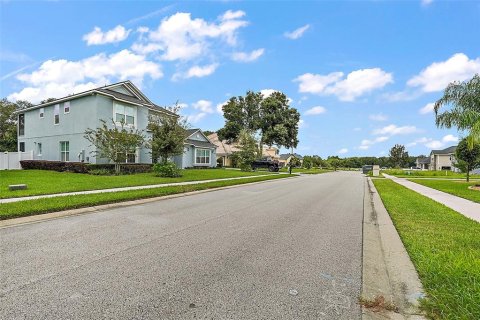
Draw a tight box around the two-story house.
[429,146,458,171]
[16,81,216,168]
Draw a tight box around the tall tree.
[234,129,259,171]
[434,74,480,149]
[218,91,300,156]
[0,98,33,152]
[84,119,145,173]
[389,144,409,168]
[147,105,188,164]
[455,137,480,182]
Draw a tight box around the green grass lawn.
[0,174,292,220]
[0,169,275,199]
[373,179,480,319]
[278,167,333,174]
[382,169,480,179]
[408,179,480,203]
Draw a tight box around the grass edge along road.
[407,179,480,204]
[0,169,275,199]
[0,174,293,220]
[382,169,480,180]
[372,179,480,320]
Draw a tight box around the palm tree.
[434,74,480,149]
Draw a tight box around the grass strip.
[0,169,274,199]
[0,174,292,220]
[408,179,480,204]
[382,169,480,179]
[372,179,480,319]
[279,168,333,174]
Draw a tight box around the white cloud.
[373,124,419,136]
[382,90,422,102]
[338,148,348,154]
[421,0,434,6]
[83,25,131,45]
[304,106,327,115]
[294,68,393,101]
[369,113,388,121]
[284,24,310,40]
[298,119,306,128]
[407,137,431,147]
[419,102,435,115]
[216,100,228,114]
[407,53,480,92]
[409,134,458,149]
[187,112,207,124]
[132,11,248,61]
[8,50,162,103]
[260,89,279,98]
[172,63,218,81]
[442,134,458,143]
[359,136,389,150]
[192,99,214,113]
[231,48,264,62]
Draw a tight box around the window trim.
[64,101,70,114]
[54,104,60,125]
[19,142,25,152]
[113,101,136,127]
[37,143,42,156]
[39,108,44,119]
[195,148,211,165]
[60,141,69,162]
[18,113,25,136]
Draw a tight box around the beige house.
[263,146,280,160]
[278,153,303,168]
[429,146,458,171]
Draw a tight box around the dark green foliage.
[455,137,480,181]
[389,144,409,168]
[153,161,183,177]
[0,98,33,152]
[235,130,258,171]
[20,160,89,173]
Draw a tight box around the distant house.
[15,81,216,168]
[174,129,217,168]
[278,153,303,167]
[415,156,431,170]
[429,146,458,172]
[263,146,280,161]
[207,132,240,167]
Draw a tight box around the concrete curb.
[0,175,296,229]
[362,178,427,320]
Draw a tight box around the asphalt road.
[1,171,365,319]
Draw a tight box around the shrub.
[153,161,182,177]
[85,163,152,174]
[88,169,113,176]
[20,160,88,173]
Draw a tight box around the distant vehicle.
[251,159,280,172]
[362,165,373,174]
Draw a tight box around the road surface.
[1,171,365,319]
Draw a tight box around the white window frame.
[64,101,70,114]
[54,104,60,125]
[113,102,136,127]
[60,141,69,162]
[18,113,25,136]
[37,143,42,156]
[195,148,211,165]
[39,108,44,118]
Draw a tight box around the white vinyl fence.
[0,151,33,170]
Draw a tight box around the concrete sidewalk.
[0,174,285,204]
[383,174,480,223]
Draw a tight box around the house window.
[18,114,25,136]
[60,141,69,161]
[54,104,60,124]
[127,153,136,163]
[19,142,25,152]
[195,149,210,164]
[39,108,44,118]
[114,103,135,126]
[116,152,136,163]
[37,143,42,156]
[64,101,70,114]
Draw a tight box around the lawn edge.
[362,177,427,320]
[0,175,296,229]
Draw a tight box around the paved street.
[0,171,365,320]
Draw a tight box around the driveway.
[0,171,365,319]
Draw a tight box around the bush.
[85,163,152,174]
[88,169,113,176]
[153,161,182,177]
[20,160,88,173]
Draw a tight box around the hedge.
[20,160,153,174]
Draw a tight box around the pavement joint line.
[362,177,427,320]
[383,173,480,223]
[0,173,294,204]
[0,174,297,229]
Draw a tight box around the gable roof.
[185,128,200,137]
[207,132,240,155]
[18,80,176,116]
[431,145,457,155]
[416,157,431,164]
[185,139,217,149]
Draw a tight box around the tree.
[455,137,480,182]
[234,129,258,171]
[434,74,480,149]
[0,98,33,152]
[326,156,342,171]
[389,144,409,168]
[218,91,300,156]
[202,130,215,136]
[84,119,145,173]
[147,105,188,164]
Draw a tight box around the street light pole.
[289,141,293,175]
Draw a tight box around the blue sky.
[1,0,479,157]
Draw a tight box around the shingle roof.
[207,133,240,156]
[279,153,303,160]
[417,157,431,164]
[431,146,457,155]
[185,139,217,149]
[185,129,199,137]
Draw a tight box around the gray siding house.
[173,129,217,168]
[17,81,216,168]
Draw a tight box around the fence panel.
[0,151,33,170]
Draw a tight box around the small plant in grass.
[359,296,399,313]
[153,161,182,177]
